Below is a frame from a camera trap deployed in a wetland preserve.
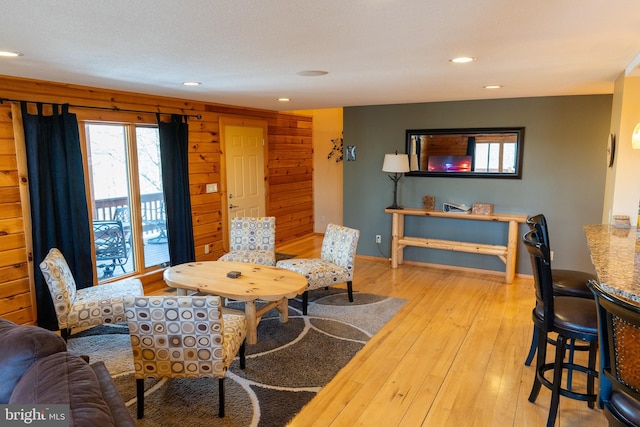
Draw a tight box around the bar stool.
[589,280,640,426]
[523,229,599,427]
[524,214,598,367]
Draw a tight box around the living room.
[1,1,640,426]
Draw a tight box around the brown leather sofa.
[0,317,135,427]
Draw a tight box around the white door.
[224,125,266,219]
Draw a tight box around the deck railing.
[94,192,165,237]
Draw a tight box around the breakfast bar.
[584,224,640,304]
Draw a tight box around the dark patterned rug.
[67,289,405,427]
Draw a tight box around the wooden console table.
[385,208,528,283]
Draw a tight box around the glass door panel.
[86,124,134,282]
[136,127,169,268]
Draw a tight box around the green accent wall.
[343,95,612,275]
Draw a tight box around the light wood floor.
[279,234,607,427]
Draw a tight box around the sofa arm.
[0,318,66,404]
[10,352,116,427]
[91,361,136,427]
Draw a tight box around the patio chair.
[276,223,360,315]
[124,295,247,418]
[93,220,130,277]
[39,248,144,340]
[142,202,167,244]
[218,216,276,266]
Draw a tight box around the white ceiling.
[2,0,640,111]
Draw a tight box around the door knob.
[229,204,237,209]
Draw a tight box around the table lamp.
[382,152,410,209]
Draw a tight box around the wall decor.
[405,127,525,178]
[606,133,615,167]
[346,145,356,161]
[327,135,344,162]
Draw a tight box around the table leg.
[391,212,403,268]
[175,287,188,296]
[505,220,518,284]
[276,297,288,323]
[244,301,258,345]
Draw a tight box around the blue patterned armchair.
[124,295,247,419]
[276,223,360,314]
[218,216,276,266]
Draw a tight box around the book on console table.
[442,202,471,213]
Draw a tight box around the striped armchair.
[276,223,360,314]
[124,295,246,419]
[39,247,144,340]
[218,216,276,266]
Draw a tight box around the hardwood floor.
[280,234,606,427]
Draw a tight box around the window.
[473,141,517,173]
[84,123,169,283]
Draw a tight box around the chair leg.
[566,338,576,390]
[136,378,145,419]
[587,341,598,409]
[546,335,566,427]
[302,291,309,315]
[239,340,246,370]
[60,328,71,342]
[347,281,353,303]
[529,328,547,403]
[218,378,225,418]
[524,325,538,366]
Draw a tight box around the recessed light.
[484,85,502,89]
[278,98,291,102]
[182,81,201,86]
[296,70,328,77]
[0,51,22,57]
[449,57,476,63]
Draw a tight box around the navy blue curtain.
[157,114,195,265]
[21,103,93,330]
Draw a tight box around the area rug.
[67,289,405,427]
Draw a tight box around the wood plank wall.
[0,75,313,325]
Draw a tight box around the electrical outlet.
[204,244,210,254]
[550,250,554,261]
[375,235,382,244]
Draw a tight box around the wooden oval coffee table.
[163,261,307,344]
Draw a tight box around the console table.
[385,208,528,283]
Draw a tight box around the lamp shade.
[382,153,410,173]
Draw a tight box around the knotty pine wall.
[0,75,313,325]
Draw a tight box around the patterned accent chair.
[124,295,247,419]
[276,223,360,315]
[39,248,144,340]
[218,216,276,266]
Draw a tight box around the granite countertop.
[584,224,640,305]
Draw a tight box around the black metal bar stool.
[523,229,599,427]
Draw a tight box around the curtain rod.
[0,97,202,120]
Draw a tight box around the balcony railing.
[94,193,165,232]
